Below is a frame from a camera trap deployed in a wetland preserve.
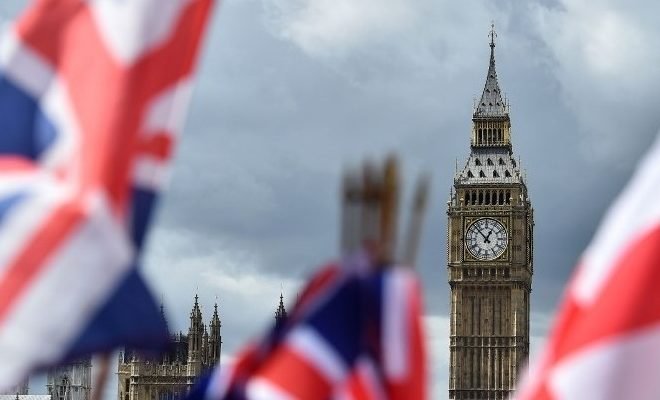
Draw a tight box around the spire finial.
[489,21,497,50]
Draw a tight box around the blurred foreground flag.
[516,134,660,400]
[190,253,426,400]
[0,0,214,390]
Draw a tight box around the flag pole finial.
[489,21,497,50]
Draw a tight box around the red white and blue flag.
[515,134,660,400]
[189,253,427,400]
[0,0,214,390]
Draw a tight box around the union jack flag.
[515,133,660,400]
[189,252,427,400]
[0,0,214,390]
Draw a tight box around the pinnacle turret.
[159,302,169,334]
[188,294,205,375]
[190,294,203,322]
[275,293,288,325]
[208,302,222,365]
[211,303,221,328]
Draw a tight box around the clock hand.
[484,230,493,244]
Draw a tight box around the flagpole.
[379,156,399,265]
[402,173,430,268]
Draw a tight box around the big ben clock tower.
[448,26,533,400]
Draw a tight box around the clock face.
[465,218,508,261]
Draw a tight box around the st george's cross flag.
[188,252,427,400]
[0,0,214,391]
[515,133,660,400]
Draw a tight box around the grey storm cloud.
[3,0,660,399]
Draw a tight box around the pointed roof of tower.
[454,148,524,185]
[474,24,507,118]
[191,293,202,319]
[211,302,221,327]
[275,292,287,325]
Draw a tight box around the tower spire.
[474,23,507,120]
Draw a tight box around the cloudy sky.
[3,0,660,398]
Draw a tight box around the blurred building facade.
[117,296,221,400]
[0,396,51,400]
[46,358,92,400]
[447,28,533,400]
[0,379,29,396]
